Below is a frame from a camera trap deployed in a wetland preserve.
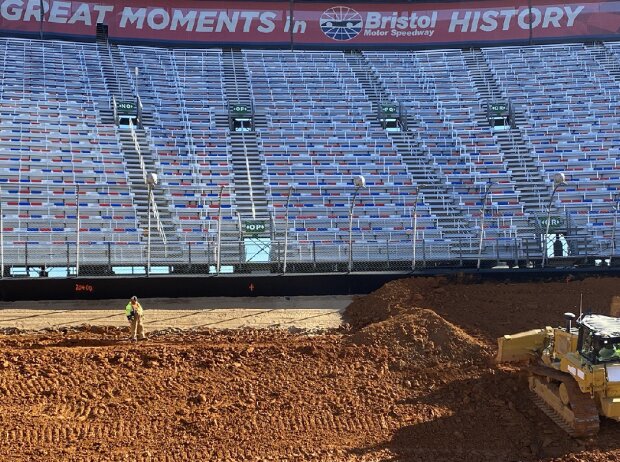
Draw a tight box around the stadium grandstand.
[0,0,619,286]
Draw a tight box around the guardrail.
[0,234,617,277]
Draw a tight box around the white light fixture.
[146,172,158,186]
[353,175,366,188]
[553,172,566,186]
[542,172,566,268]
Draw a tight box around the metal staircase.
[229,132,269,218]
[95,25,130,102]
[494,122,549,212]
[586,42,620,82]
[222,49,252,111]
[462,48,504,102]
[345,50,471,240]
[220,49,269,220]
[95,25,176,257]
[118,123,178,253]
[95,25,122,125]
[463,49,550,240]
[96,25,155,128]
[217,49,272,267]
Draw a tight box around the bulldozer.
[497,312,620,437]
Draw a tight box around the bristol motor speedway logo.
[320,6,363,41]
[320,6,439,41]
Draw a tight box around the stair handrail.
[353,51,387,108]
[399,102,408,131]
[136,95,143,128]
[112,95,118,125]
[128,118,166,245]
[240,131,257,219]
[169,54,198,177]
[128,118,147,185]
[508,100,517,129]
[151,192,167,244]
[106,43,124,100]
[231,49,241,105]
[397,129,468,237]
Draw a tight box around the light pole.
[541,172,566,269]
[348,175,366,272]
[216,184,225,274]
[412,183,428,270]
[76,184,80,277]
[477,181,497,270]
[283,185,294,273]
[611,193,620,266]
[146,172,158,276]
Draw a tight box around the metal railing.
[0,233,617,278]
[112,95,118,125]
[128,119,166,244]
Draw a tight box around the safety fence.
[0,233,617,278]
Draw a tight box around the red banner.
[0,0,619,46]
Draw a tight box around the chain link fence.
[1,231,618,277]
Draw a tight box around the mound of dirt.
[344,276,620,342]
[349,310,491,367]
[344,277,445,329]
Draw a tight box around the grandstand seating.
[118,46,236,242]
[0,38,139,247]
[244,50,438,243]
[0,35,618,266]
[364,49,525,238]
[484,43,620,241]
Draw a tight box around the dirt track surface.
[2,276,620,461]
[0,296,349,332]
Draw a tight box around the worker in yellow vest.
[125,296,146,341]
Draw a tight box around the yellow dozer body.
[497,314,620,437]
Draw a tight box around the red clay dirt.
[1,276,620,461]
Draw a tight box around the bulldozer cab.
[577,314,620,364]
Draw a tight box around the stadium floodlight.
[477,181,497,270]
[348,175,366,272]
[412,183,429,270]
[146,172,158,186]
[353,175,366,188]
[541,172,566,269]
[146,173,158,276]
[283,185,295,274]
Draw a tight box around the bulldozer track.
[528,365,600,438]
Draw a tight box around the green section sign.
[539,216,563,232]
[489,102,508,115]
[117,101,136,115]
[381,104,397,114]
[231,105,250,114]
[243,221,266,235]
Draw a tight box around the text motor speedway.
[1,0,619,45]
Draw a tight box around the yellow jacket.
[125,301,144,317]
